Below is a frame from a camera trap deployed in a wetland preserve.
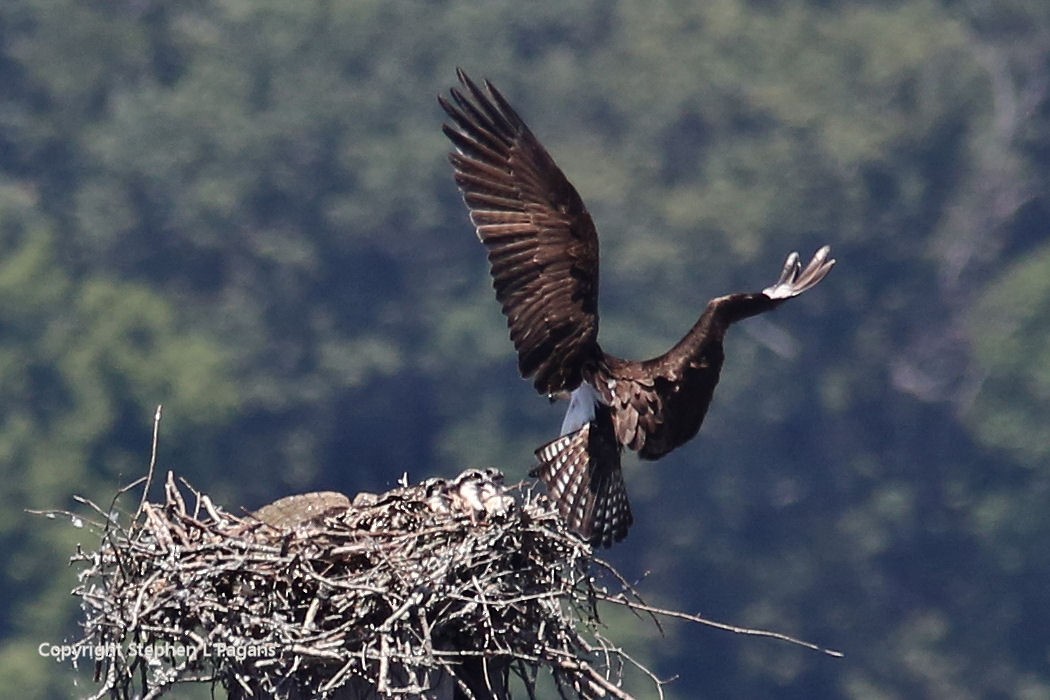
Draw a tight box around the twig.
[135,405,163,519]
[594,592,844,658]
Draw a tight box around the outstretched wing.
[531,407,632,548]
[613,246,836,459]
[440,69,600,395]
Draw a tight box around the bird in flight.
[440,69,834,548]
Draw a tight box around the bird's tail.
[531,419,632,548]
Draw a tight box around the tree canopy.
[2,0,1049,697]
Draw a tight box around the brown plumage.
[440,69,835,547]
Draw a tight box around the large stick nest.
[68,469,663,699]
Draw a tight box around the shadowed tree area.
[2,0,1049,697]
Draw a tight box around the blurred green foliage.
[1,0,1049,697]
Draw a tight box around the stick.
[594,592,843,657]
[135,405,163,519]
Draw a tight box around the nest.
[66,468,665,699]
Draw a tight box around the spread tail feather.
[531,416,632,548]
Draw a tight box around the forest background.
[2,1,1049,697]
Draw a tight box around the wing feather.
[441,68,600,394]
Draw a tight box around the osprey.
[440,69,835,548]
